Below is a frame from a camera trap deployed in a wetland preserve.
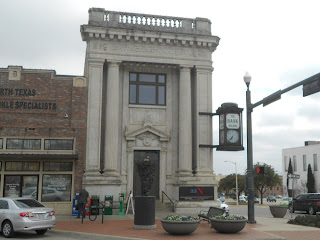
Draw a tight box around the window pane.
[314,154,318,171]
[4,175,21,197]
[5,162,39,171]
[0,161,2,171]
[22,176,39,200]
[130,73,137,81]
[44,139,73,150]
[43,162,73,171]
[158,86,165,105]
[293,156,297,171]
[42,174,72,202]
[158,75,165,83]
[6,139,40,150]
[129,84,136,104]
[0,138,3,149]
[139,85,156,104]
[303,155,307,171]
[140,74,156,83]
[284,156,288,171]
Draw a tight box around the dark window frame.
[44,139,74,150]
[5,161,40,171]
[43,162,73,171]
[129,72,166,106]
[0,138,3,149]
[6,138,41,150]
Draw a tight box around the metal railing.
[161,191,175,212]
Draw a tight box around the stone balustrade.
[88,8,212,35]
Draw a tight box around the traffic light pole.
[244,71,320,224]
[246,85,255,223]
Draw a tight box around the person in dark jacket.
[76,188,89,219]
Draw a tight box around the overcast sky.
[1,0,320,176]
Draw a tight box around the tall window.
[0,138,3,149]
[314,154,318,171]
[129,73,166,105]
[293,155,297,172]
[284,156,288,171]
[303,155,307,171]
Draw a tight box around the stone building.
[81,8,220,212]
[0,66,87,214]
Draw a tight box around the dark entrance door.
[133,150,159,199]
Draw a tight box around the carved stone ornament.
[137,132,157,146]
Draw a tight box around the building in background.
[0,66,87,214]
[81,8,220,213]
[282,141,320,196]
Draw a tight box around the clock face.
[227,130,239,143]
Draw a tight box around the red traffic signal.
[257,166,265,174]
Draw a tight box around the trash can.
[90,195,100,215]
[104,195,113,215]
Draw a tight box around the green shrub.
[287,215,320,228]
[162,215,199,221]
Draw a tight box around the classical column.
[178,66,193,176]
[104,61,121,176]
[84,59,105,175]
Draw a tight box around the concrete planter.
[160,219,200,235]
[269,205,288,218]
[210,219,247,233]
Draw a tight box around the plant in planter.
[160,215,200,235]
[210,215,247,233]
[269,205,288,218]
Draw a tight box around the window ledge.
[129,104,167,109]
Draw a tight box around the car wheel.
[309,206,315,215]
[36,229,47,235]
[2,220,14,238]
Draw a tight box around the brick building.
[0,66,87,214]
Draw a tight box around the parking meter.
[117,193,125,215]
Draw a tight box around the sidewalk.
[54,213,320,240]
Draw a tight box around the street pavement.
[5,201,320,240]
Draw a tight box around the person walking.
[76,188,89,219]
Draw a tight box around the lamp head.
[243,72,251,87]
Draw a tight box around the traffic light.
[256,166,265,175]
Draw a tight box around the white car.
[217,199,229,214]
[239,195,247,202]
[0,197,55,238]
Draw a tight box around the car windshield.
[14,199,44,208]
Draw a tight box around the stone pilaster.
[103,61,121,176]
[178,66,193,176]
[194,66,214,176]
[84,59,105,176]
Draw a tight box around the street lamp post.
[241,71,320,224]
[225,161,238,206]
[244,72,255,223]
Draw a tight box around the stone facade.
[0,66,87,214]
[81,9,220,213]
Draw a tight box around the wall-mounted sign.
[0,88,56,111]
[179,186,214,201]
[216,103,244,151]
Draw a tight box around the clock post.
[216,103,244,151]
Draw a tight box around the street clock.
[216,103,244,151]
